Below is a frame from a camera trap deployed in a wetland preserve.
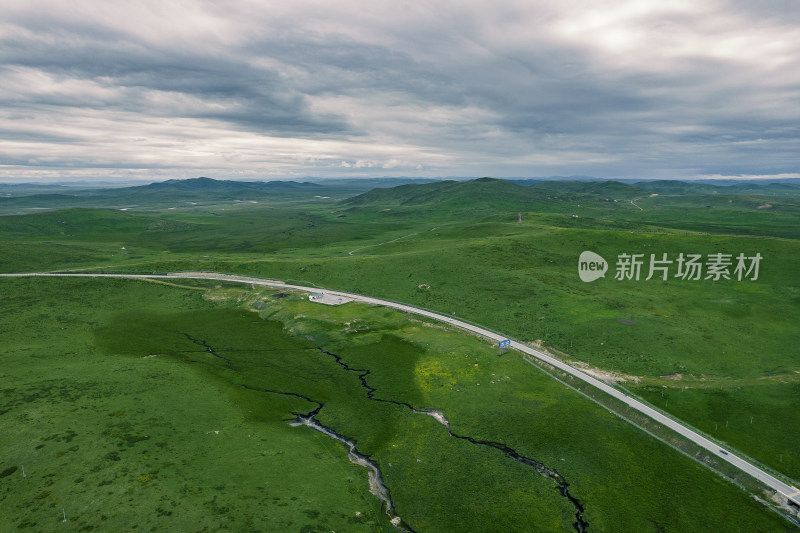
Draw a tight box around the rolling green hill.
[529,179,646,198]
[341,177,632,219]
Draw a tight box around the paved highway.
[3,271,799,508]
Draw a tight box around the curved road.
[3,271,799,509]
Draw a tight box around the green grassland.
[1,177,799,530]
[0,278,391,532]
[0,277,793,531]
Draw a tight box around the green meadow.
[0,277,792,532]
[1,278,391,532]
[1,177,799,530]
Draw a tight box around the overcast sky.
[1,0,799,182]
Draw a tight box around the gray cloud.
[1,0,799,181]
[0,13,349,135]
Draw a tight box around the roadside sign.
[498,339,511,356]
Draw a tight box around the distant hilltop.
[134,177,323,191]
[342,176,800,213]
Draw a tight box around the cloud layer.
[1,0,799,181]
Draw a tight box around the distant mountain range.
[2,176,799,214]
[344,176,800,209]
[0,177,332,211]
[3,175,800,190]
[131,177,322,192]
[513,178,800,196]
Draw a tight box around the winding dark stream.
[179,335,586,530]
[317,347,589,532]
[182,335,413,530]
[290,412,418,533]
[184,334,237,370]
[240,383,415,532]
